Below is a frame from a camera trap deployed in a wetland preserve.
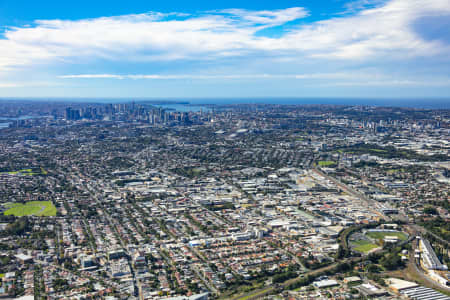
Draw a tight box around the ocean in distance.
[1,97,449,109]
[185,98,450,109]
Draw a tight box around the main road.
[406,226,450,294]
[228,257,363,300]
[312,167,390,221]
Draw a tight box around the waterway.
[152,103,211,112]
[0,116,38,129]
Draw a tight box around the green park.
[350,230,408,254]
[4,201,57,217]
[318,161,336,167]
[0,167,47,176]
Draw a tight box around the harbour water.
[0,116,38,129]
[151,104,211,112]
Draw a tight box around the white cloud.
[60,74,126,79]
[0,0,449,72]
[58,72,363,80]
[319,79,450,87]
[218,7,308,27]
[0,8,307,70]
[282,0,450,59]
[0,81,60,88]
[58,72,450,87]
[0,83,22,88]
[340,0,387,14]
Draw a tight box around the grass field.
[0,167,47,176]
[4,201,57,217]
[366,231,408,241]
[0,168,32,175]
[318,161,336,167]
[352,240,379,253]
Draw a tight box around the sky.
[0,0,449,99]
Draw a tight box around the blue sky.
[0,0,449,99]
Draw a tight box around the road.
[51,263,121,291]
[407,232,450,293]
[410,224,450,247]
[223,168,378,300]
[229,257,362,300]
[192,265,219,295]
[77,178,139,296]
[312,167,390,221]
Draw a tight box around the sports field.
[352,240,379,253]
[0,167,47,176]
[366,231,408,241]
[4,201,57,217]
[318,161,336,167]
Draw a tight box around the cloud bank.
[0,0,449,97]
[57,72,450,88]
[0,0,449,72]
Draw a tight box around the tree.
[381,252,403,270]
[5,217,30,236]
[336,245,349,259]
[423,206,437,215]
